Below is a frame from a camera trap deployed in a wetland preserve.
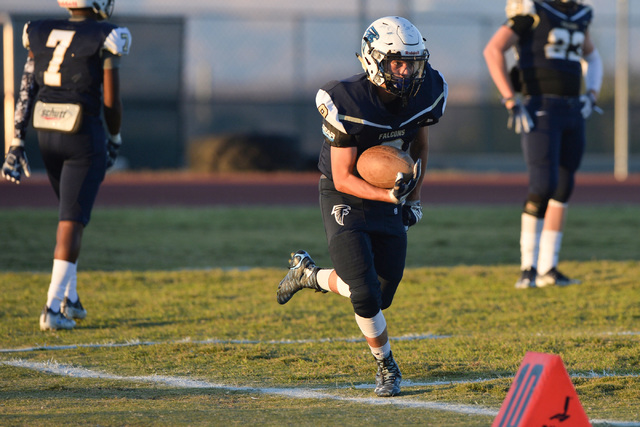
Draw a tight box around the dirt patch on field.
[1,171,639,207]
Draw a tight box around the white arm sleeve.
[583,48,603,95]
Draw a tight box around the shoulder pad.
[316,88,348,135]
[505,0,536,18]
[22,22,31,49]
[104,27,132,56]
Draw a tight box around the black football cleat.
[374,351,402,397]
[276,250,326,304]
[61,296,87,320]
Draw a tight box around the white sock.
[520,213,543,270]
[316,269,332,292]
[355,311,390,359]
[316,269,351,297]
[47,259,76,312]
[370,341,392,360]
[538,199,568,275]
[64,261,79,302]
[538,230,563,275]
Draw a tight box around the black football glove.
[106,133,122,169]
[389,158,421,204]
[2,142,31,184]
[402,200,423,231]
[507,99,534,134]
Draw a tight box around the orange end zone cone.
[492,352,591,427]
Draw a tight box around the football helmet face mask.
[357,16,430,102]
[58,0,115,19]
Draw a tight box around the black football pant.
[521,95,586,207]
[38,115,106,226]
[319,177,406,319]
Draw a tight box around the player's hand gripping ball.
[356,145,415,189]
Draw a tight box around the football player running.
[483,0,602,289]
[1,0,131,330]
[276,16,447,397]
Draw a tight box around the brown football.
[356,145,415,189]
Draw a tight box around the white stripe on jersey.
[400,87,447,127]
[537,1,592,22]
[317,72,447,132]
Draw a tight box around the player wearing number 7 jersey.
[483,0,602,289]
[1,0,131,330]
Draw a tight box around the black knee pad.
[379,277,400,310]
[522,194,548,218]
[551,168,575,203]
[349,280,383,319]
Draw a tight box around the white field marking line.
[0,333,451,354]
[2,359,639,426]
[0,359,497,417]
[3,329,637,354]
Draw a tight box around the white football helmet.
[58,0,114,19]
[357,16,429,101]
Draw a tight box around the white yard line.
[2,359,639,426]
[3,330,637,354]
[0,333,450,354]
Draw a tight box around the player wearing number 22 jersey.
[1,0,131,331]
[484,0,602,289]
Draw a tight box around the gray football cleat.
[374,351,402,397]
[61,296,87,320]
[515,267,537,289]
[39,305,76,331]
[276,250,326,305]
[536,267,581,287]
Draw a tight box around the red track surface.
[1,172,639,207]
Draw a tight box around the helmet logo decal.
[364,26,380,44]
[331,204,351,226]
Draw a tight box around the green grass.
[1,205,639,271]
[1,205,639,425]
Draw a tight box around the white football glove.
[402,200,423,231]
[580,92,603,119]
[389,159,421,205]
[507,99,534,134]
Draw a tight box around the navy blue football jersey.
[23,19,131,116]
[507,0,592,96]
[315,63,447,180]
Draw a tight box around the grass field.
[1,205,639,426]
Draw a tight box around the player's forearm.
[408,131,428,202]
[484,27,518,104]
[14,55,38,141]
[103,68,122,135]
[334,173,395,203]
[103,104,122,136]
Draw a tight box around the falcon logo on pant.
[331,204,351,226]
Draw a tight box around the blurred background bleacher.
[1,0,638,174]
